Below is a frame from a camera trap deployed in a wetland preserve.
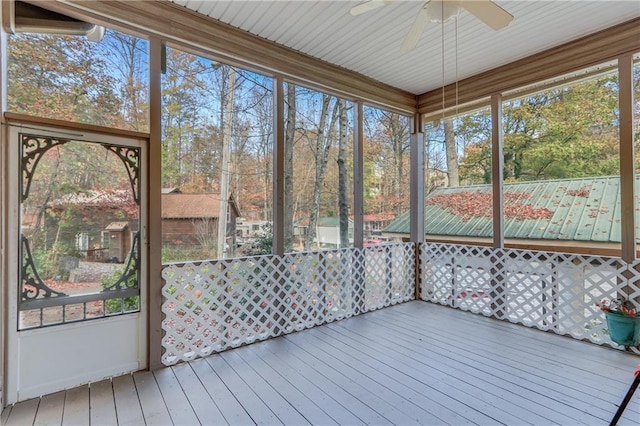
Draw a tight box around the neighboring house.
[295,217,356,249]
[236,219,270,241]
[364,212,395,236]
[384,176,634,254]
[161,192,241,252]
[45,189,243,260]
[44,189,138,263]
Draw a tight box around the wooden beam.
[418,17,640,115]
[2,113,148,139]
[619,54,635,263]
[35,0,416,114]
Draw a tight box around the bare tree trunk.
[444,118,460,187]
[217,66,236,258]
[337,99,349,248]
[284,84,296,252]
[305,95,339,250]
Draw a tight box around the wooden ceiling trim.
[36,0,416,114]
[418,17,640,115]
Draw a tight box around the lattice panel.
[161,244,415,365]
[421,243,640,353]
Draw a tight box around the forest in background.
[7,30,640,260]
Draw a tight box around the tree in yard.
[216,65,236,259]
[99,31,149,132]
[363,108,411,217]
[7,33,122,126]
[304,93,340,250]
[337,99,350,248]
[444,118,460,187]
[161,48,212,189]
[457,73,619,184]
[284,84,297,252]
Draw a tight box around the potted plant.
[596,298,640,346]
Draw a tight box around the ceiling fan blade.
[401,6,429,51]
[459,0,513,30]
[350,0,391,16]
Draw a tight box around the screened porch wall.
[160,241,640,366]
[161,243,416,365]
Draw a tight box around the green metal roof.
[383,176,636,243]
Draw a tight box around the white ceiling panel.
[171,0,640,95]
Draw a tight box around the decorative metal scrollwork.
[19,132,141,316]
[21,134,70,202]
[21,234,68,302]
[103,145,140,203]
[102,232,140,291]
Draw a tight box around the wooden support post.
[618,54,637,312]
[410,112,425,301]
[352,102,366,313]
[491,94,504,249]
[147,37,163,370]
[490,94,506,319]
[619,54,635,264]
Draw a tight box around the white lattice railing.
[161,243,415,365]
[420,242,640,352]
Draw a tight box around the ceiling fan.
[350,0,514,50]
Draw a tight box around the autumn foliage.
[429,191,553,222]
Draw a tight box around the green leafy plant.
[101,268,139,314]
[239,223,273,256]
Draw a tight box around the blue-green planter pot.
[606,311,640,346]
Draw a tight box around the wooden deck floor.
[3,301,640,425]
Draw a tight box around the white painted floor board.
[89,379,117,426]
[152,366,200,425]
[2,301,639,425]
[132,371,172,425]
[33,391,64,426]
[112,375,144,426]
[61,384,89,426]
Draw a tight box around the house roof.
[105,222,129,231]
[49,190,133,207]
[317,217,353,227]
[384,176,635,243]
[162,188,182,194]
[363,213,395,222]
[296,216,355,227]
[161,193,241,219]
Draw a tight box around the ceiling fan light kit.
[426,0,462,23]
[350,0,514,50]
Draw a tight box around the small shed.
[161,193,241,249]
[104,221,131,263]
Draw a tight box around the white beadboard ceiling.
[167,0,640,95]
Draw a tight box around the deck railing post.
[410,112,424,301]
